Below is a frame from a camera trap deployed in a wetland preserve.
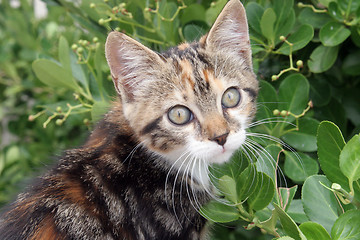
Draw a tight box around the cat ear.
[105,31,164,102]
[204,0,252,68]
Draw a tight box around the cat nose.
[210,132,229,146]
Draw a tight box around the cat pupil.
[222,87,241,108]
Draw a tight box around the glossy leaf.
[302,175,339,233]
[331,210,360,240]
[200,201,240,223]
[247,172,274,211]
[260,8,276,43]
[328,2,343,22]
[288,199,309,224]
[236,164,258,201]
[309,77,332,107]
[317,121,347,188]
[284,152,319,182]
[320,21,351,47]
[255,80,278,125]
[308,45,339,73]
[273,0,294,37]
[218,175,238,204]
[282,118,320,152]
[278,24,314,55]
[339,134,360,183]
[245,2,264,34]
[256,144,282,182]
[298,8,333,29]
[299,222,331,240]
[274,204,307,240]
[180,4,206,26]
[342,50,360,76]
[278,74,309,116]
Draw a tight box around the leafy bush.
[1,0,360,239]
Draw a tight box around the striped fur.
[0,0,258,239]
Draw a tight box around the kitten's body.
[0,0,258,239]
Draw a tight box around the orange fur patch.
[30,215,63,240]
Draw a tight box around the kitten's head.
[106,0,258,181]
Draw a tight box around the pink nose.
[210,132,229,146]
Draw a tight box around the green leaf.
[256,144,282,182]
[278,74,309,116]
[278,24,314,55]
[328,2,344,22]
[245,2,264,34]
[282,118,320,152]
[180,4,206,26]
[298,8,333,29]
[317,121,347,189]
[309,77,332,107]
[275,185,298,211]
[274,3,295,39]
[337,0,360,13]
[218,175,238,204]
[288,199,309,224]
[58,36,71,73]
[183,24,207,42]
[91,100,110,123]
[255,80,278,126]
[274,204,307,240]
[308,45,339,73]
[236,164,258,201]
[339,134,360,183]
[342,50,360,76]
[320,21,351,47]
[331,210,360,240]
[302,175,339,233]
[284,152,319,182]
[247,172,274,211]
[300,222,331,240]
[200,201,240,223]
[205,0,227,26]
[32,59,79,91]
[315,98,347,132]
[260,8,276,43]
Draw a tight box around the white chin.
[208,148,236,164]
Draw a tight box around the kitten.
[0,0,258,239]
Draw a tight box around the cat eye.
[222,87,241,108]
[168,105,193,125]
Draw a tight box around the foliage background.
[0,0,360,239]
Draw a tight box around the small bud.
[279,36,286,41]
[308,100,313,108]
[90,3,96,8]
[107,75,112,81]
[77,47,84,54]
[332,183,342,191]
[71,44,78,50]
[115,27,121,31]
[83,118,90,125]
[56,119,63,126]
[92,37,98,43]
[210,2,216,7]
[271,75,278,81]
[56,106,62,112]
[297,2,304,7]
[104,0,108,2]
[119,3,126,8]
[98,18,105,25]
[28,115,35,121]
[296,60,304,68]
[273,109,280,116]
[280,110,288,117]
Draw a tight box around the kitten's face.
[106,0,257,180]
